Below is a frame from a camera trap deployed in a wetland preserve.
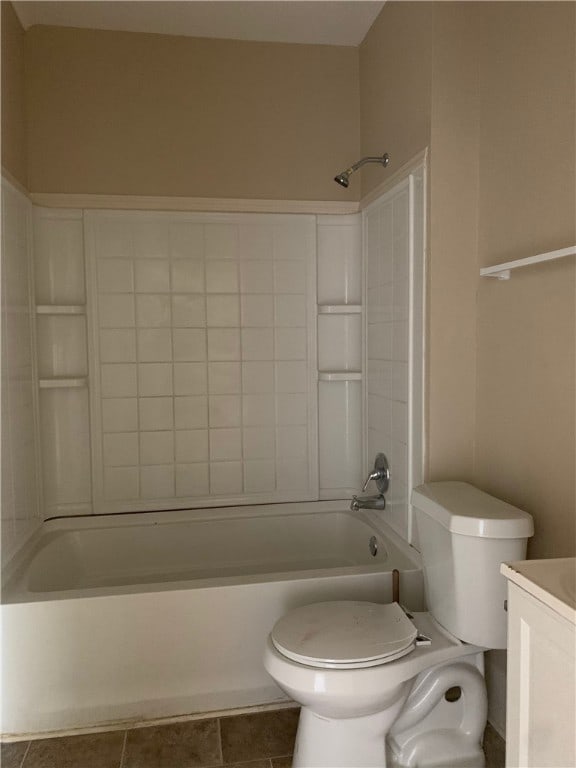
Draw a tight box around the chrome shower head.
[334,171,350,188]
[334,153,390,188]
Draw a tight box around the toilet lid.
[271,601,418,669]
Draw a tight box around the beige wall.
[25,25,360,200]
[474,2,576,560]
[1,1,28,186]
[359,2,433,197]
[360,2,575,560]
[427,3,480,481]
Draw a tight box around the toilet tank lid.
[411,482,534,538]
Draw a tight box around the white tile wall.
[364,170,425,543]
[365,184,411,539]
[86,212,317,512]
[24,195,422,522]
[14,186,423,525]
[1,180,41,560]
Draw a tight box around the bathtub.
[1,500,423,739]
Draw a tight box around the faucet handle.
[362,471,381,492]
[362,453,390,494]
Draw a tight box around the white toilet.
[264,481,534,768]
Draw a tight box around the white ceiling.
[12,1,385,47]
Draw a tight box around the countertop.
[501,557,576,625]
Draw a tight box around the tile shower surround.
[364,169,425,544]
[85,213,317,511]
[0,709,504,768]
[1,181,41,561]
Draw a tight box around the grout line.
[118,730,128,768]
[216,717,224,766]
[18,740,31,768]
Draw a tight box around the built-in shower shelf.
[317,305,362,314]
[318,371,362,381]
[39,377,88,389]
[480,245,576,280]
[36,305,85,315]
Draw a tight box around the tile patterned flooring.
[2,708,505,768]
[1,709,299,768]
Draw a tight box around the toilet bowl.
[263,481,534,768]
[264,604,486,768]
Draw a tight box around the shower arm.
[346,154,390,175]
[334,153,390,187]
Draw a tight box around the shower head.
[334,153,390,188]
[334,171,351,188]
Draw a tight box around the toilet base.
[388,729,485,768]
[292,691,411,768]
[387,659,487,768]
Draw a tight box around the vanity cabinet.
[502,559,576,768]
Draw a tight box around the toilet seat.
[271,601,418,669]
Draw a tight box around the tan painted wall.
[1,1,28,186]
[474,2,576,560]
[427,3,480,481]
[359,1,433,197]
[25,25,360,200]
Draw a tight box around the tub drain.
[369,536,378,557]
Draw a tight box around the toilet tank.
[411,482,534,649]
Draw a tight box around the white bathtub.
[1,501,423,739]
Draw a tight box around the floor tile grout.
[216,717,224,766]
[118,730,128,768]
[19,740,31,768]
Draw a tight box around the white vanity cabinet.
[502,559,576,768]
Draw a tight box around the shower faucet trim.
[350,453,390,512]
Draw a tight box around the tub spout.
[350,494,386,512]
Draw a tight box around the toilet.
[264,481,534,768]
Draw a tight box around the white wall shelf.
[36,305,85,315]
[39,377,88,389]
[318,372,362,382]
[317,305,362,315]
[480,245,576,280]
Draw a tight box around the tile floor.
[1,708,505,768]
[1,709,298,768]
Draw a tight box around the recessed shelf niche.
[316,214,363,499]
[33,208,92,516]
